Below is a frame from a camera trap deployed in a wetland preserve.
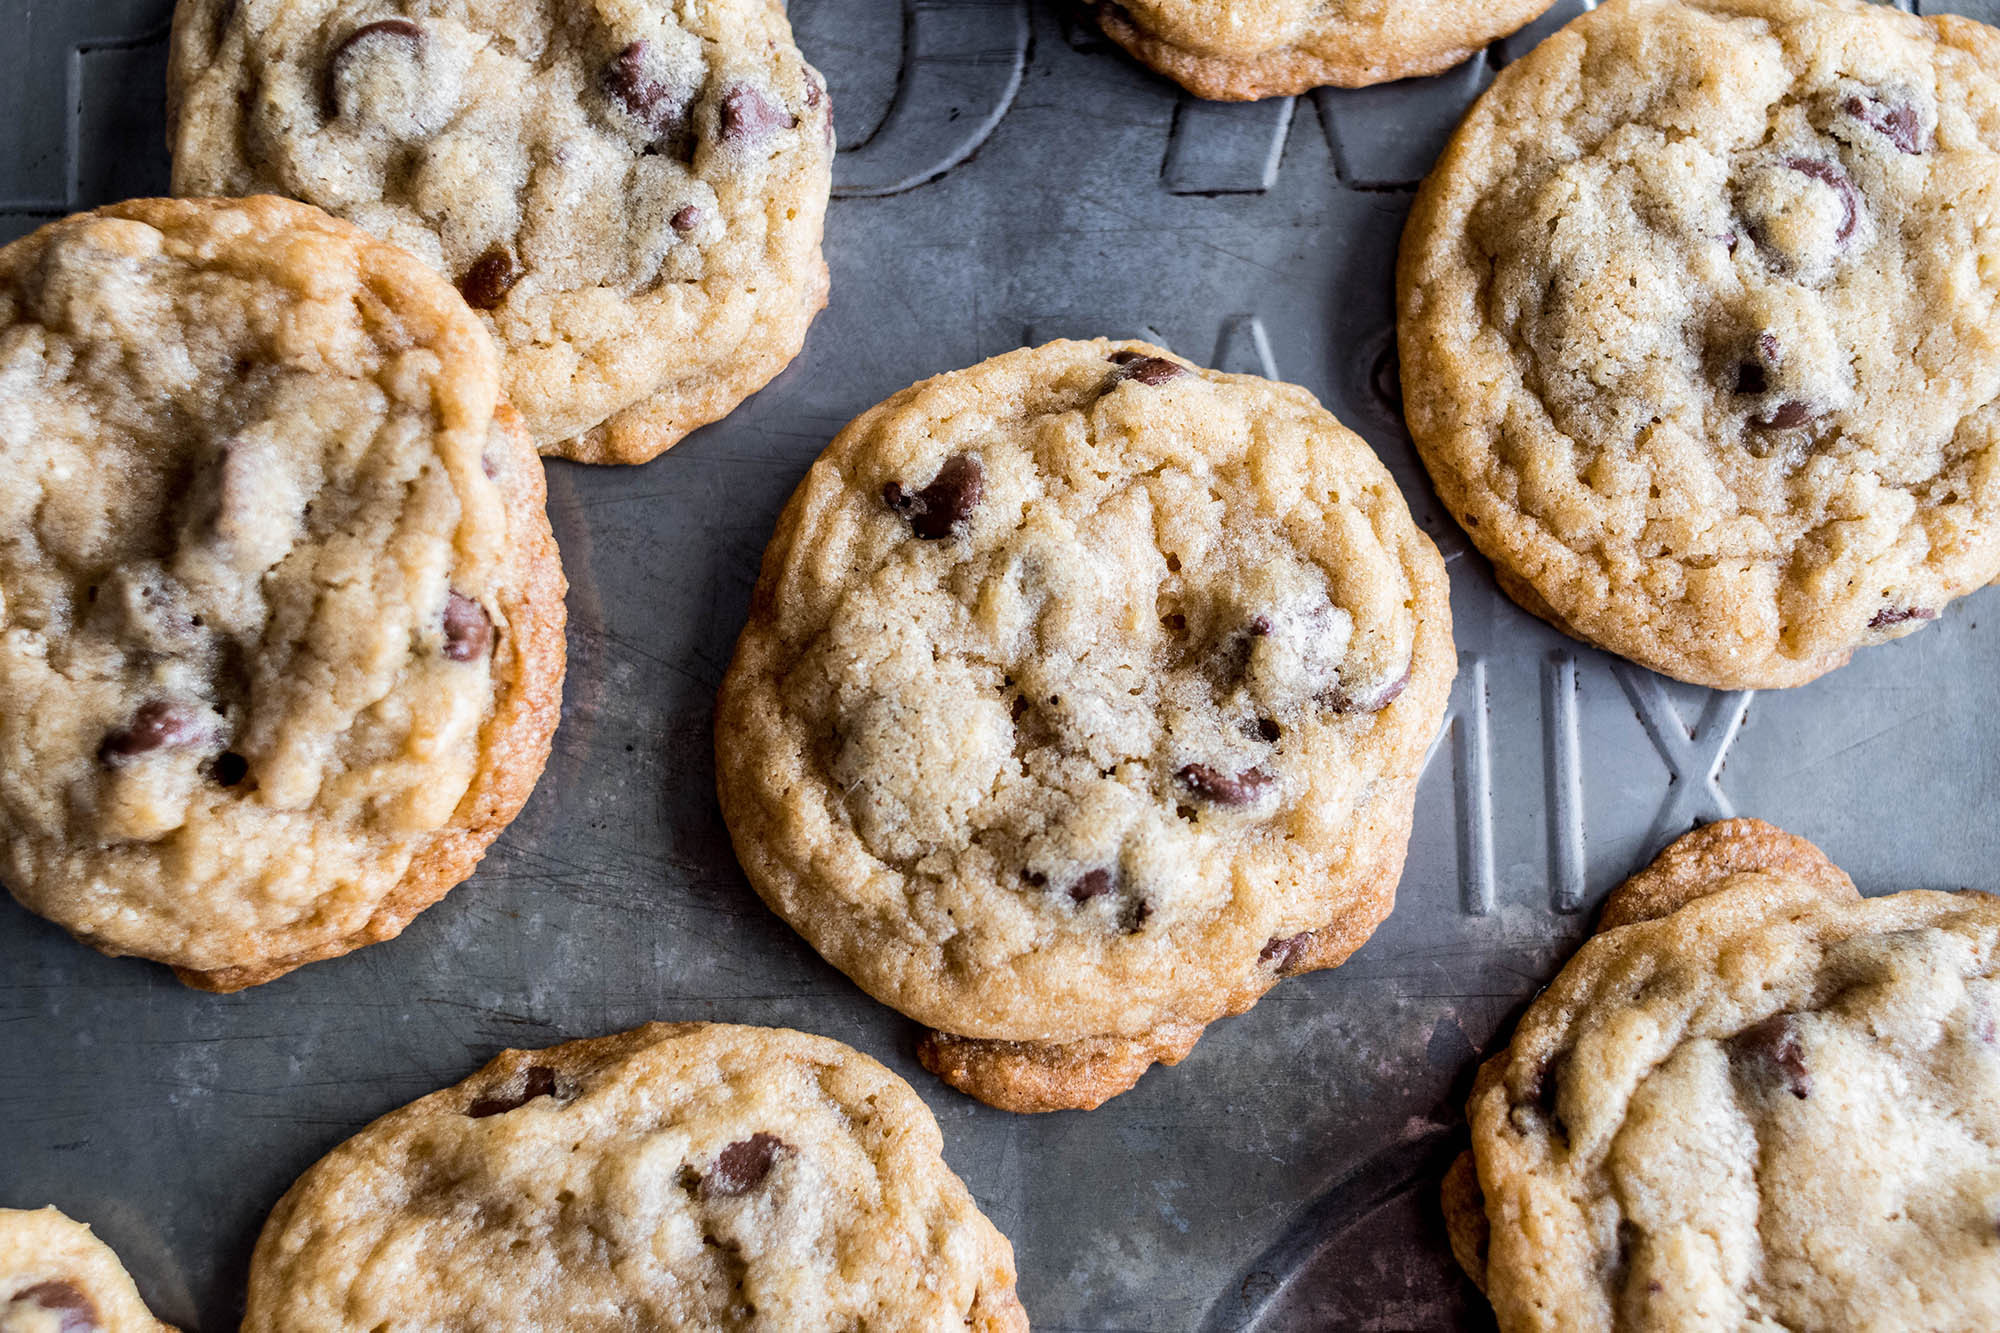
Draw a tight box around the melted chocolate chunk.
[1069,868,1114,903]
[442,591,492,661]
[1106,350,1185,386]
[99,700,204,765]
[458,246,521,311]
[1782,156,1860,244]
[1326,665,1410,715]
[466,1064,560,1118]
[1755,399,1817,430]
[883,454,983,540]
[324,19,425,119]
[670,205,702,234]
[719,85,797,143]
[14,1282,97,1333]
[701,1132,787,1198]
[1176,763,1273,806]
[1844,92,1928,155]
[1730,1014,1812,1099]
[1870,605,1937,630]
[1259,931,1313,975]
[603,41,689,142]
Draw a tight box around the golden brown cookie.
[0,196,566,990]
[1448,820,2000,1330]
[1399,0,2000,688]
[244,1023,1027,1331]
[716,339,1454,1110]
[168,0,833,463]
[1093,0,1557,99]
[0,1207,174,1333]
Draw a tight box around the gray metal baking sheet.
[5,2,1999,1329]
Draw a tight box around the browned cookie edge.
[175,403,568,990]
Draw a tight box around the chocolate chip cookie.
[715,339,1455,1111]
[243,1023,1027,1331]
[1,1207,174,1333]
[1092,0,1557,99]
[168,0,834,464]
[0,196,566,991]
[1445,819,2000,1330]
[1399,0,2000,689]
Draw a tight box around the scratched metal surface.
[4,1,1999,1329]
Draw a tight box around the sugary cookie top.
[718,340,1452,1044]
[0,1208,173,1333]
[1098,0,1557,93]
[245,1023,1026,1333]
[1399,0,2000,688]
[169,0,832,449]
[0,196,520,978]
[1472,874,2000,1331]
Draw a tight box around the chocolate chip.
[1755,399,1817,429]
[1259,931,1313,974]
[99,700,204,765]
[324,19,425,119]
[1255,717,1280,743]
[1177,763,1273,806]
[1734,361,1768,395]
[210,751,250,788]
[1069,868,1114,903]
[14,1282,97,1332]
[1870,605,1937,630]
[701,1132,786,1198]
[719,85,796,143]
[1022,869,1048,888]
[458,246,520,311]
[603,41,690,143]
[670,205,701,234]
[1326,665,1410,714]
[1730,1014,1812,1099]
[442,591,492,661]
[1515,1054,1570,1141]
[467,1064,560,1118]
[1782,156,1859,244]
[1106,350,1185,386]
[1844,92,1928,155]
[883,454,983,540]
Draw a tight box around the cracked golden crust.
[0,1208,175,1333]
[1398,0,2000,689]
[1451,820,2000,1330]
[177,404,566,992]
[0,196,566,990]
[1093,0,1556,99]
[916,766,1415,1111]
[167,0,832,464]
[245,1023,1027,1333]
[717,338,1452,1109]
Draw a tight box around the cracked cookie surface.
[1093,0,1556,98]
[1450,820,2000,1331]
[716,339,1453,1110]
[243,1023,1026,1332]
[0,1208,174,1333]
[1399,0,2000,688]
[0,196,565,990]
[168,0,833,463]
